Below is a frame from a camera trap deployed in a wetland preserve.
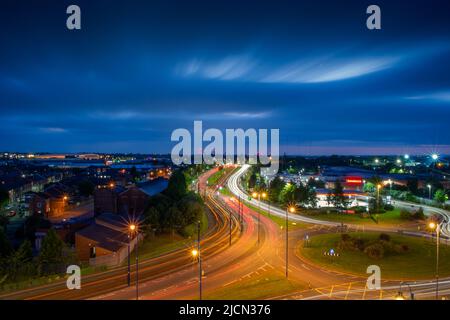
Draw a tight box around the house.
[94,185,151,216]
[29,192,51,216]
[118,186,151,216]
[94,185,126,215]
[75,213,140,267]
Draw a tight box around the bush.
[364,243,384,259]
[400,210,412,220]
[412,207,425,220]
[353,238,365,251]
[341,233,351,242]
[379,233,391,242]
[384,204,394,211]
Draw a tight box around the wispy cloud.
[405,91,450,102]
[178,55,256,81]
[177,53,400,84]
[262,57,398,84]
[40,127,68,133]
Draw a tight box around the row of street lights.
[396,221,441,300]
[251,191,295,278]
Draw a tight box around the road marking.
[362,284,367,300]
[344,282,352,300]
[301,263,311,270]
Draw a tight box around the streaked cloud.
[178,55,256,80]
[177,53,400,84]
[406,91,450,102]
[40,127,68,133]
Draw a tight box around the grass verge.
[300,232,450,279]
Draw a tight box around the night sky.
[1,0,450,155]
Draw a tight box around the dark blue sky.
[1,0,450,155]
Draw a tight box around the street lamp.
[429,221,440,300]
[285,205,296,278]
[128,223,139,300]
[126,224,135,287]
[193,221,202,300]
[427,184,432,200]
[395,282,414,300]
[431,153,439,161]
[252,192,261,245]
[388,179,393,196]
[376,184,382,213]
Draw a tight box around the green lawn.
[206,272,305,299]
[244,201,307,230]
[300,208,414,226]
[129,210,208,262]
[207,168,226,186]
[300,232,450,279]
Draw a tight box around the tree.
[248,173,257,189]
[5,240,34,280]
[331,181,348,209]
[434,189,448,204]
[165,170,187,199]
[38,229,65,274]
[15,240,33,263]
[268,177,285,203]
[0,228,12,257]
[278,182,297,206]
[0,188,8,209]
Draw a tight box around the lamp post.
[427,184,432,200]
[429,221,440,300]
[127,233,131,286]
[252,192,261,245]
[129,223,138,300]
[286,205,295,278]
[395,282,414,300]
[388,179,392,196]
[192,221,202,300]
[376,184,382,213]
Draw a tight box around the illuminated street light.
[428,221,441,300]
[395,292,405,300]
[252,192,258,198]
[427,184,432,199]
[63,196,68,201]
[191,249,198,258]
[432,153,439,161]
[128,223,138,299]
[285,205,296,278]
[404,154,410,160]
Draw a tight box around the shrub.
[364,243,384,259]
[384,204,394,211]
[412,207,425,220]
[379,233,391,242]
[341,233,351,242]
[353,238,365,251]
[400,209,412,220]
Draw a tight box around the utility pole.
[285,207,288,278]
[198,221,202,300]
[229,208,232,246]
[127,234,131,286]
[135,232,139,300]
